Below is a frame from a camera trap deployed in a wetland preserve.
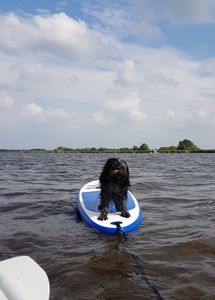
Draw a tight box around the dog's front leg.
[120,199,130,218]
[97,206,108,220]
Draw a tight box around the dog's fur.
[97,158,131,221]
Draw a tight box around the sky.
[0,0,215,149]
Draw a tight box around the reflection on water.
[0,153,215,299]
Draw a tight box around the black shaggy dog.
[98,158,131,221]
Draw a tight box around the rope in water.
[115,223,164,300]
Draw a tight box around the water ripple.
[0,153,215,299]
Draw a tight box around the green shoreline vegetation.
[1,139,215,153]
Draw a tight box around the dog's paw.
[97,213,108,221]
[121,211,131,218]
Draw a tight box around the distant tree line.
[1,139,215,153]
[54,143,152,154]
[53,139,214,153]
[158,139,201,153]
[157,139,215,153]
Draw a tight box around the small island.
[1,139,215,153]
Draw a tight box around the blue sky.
[0,0,215,149]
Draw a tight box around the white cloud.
[0,54,19,86]
[196,109,207,118]
[157,0,215,24]
[116,60,140,85]
[20,102,45,123]
[129,109,147,122]
[46,108,73,121]
[82,0,215,47]
[128,0,215,24]
[195,106,215,122]
[0,12,106,62]
[0,91,14,109]
[82,2,162,39]
[106,92,146,123]
[93,112,107,125]
[166,110,182,118]
[20,102,74,124]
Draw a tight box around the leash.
[115,223,164,300]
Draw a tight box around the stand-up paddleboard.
[77,180,142,234]
[0,256,50,300]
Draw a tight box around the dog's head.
[100,158,130,186]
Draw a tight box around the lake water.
[0,153,214,299]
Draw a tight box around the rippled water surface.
[0,153,215,299]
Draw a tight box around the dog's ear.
[100,158,119,182]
